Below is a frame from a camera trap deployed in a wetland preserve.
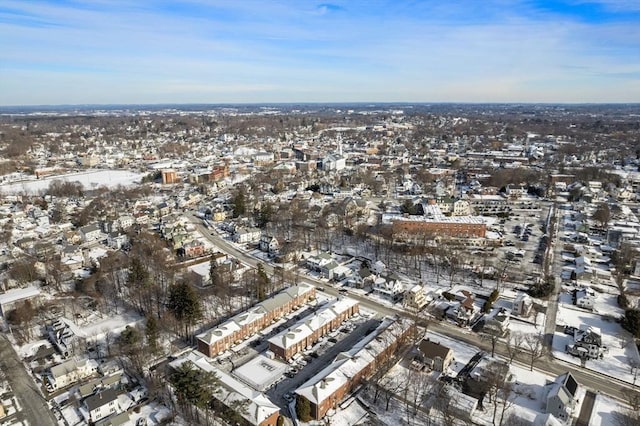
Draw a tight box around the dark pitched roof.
[85,388,119,411]
[419,339,452,360]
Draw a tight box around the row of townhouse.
[295,317,415,420]
[170,352,280,426]
[196,283,316,358]
[267,297,359,361]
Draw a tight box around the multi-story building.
[170,352,280,426]
[295,317,414,420]
[47,358,99,391]
[196,284,316,358]
[268,297,359,360]
[84,388,122,423]
[403,285,428,311]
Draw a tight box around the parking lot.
[482,204,551,285]
[265,317,381,411]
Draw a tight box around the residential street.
[192,215,638,403]
[0,334,57,426]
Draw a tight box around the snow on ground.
[590,394,632,426]
[553,303,640,383]
[18,339,51,359]
[323,400,370,426]
[508,313,545,337]
[129,401,173,426]
[64,310,143,341]
[0,169,145,195]
[593,293,625,318]
[421,331,578,425]
[60,404,83,426]
[425,331,480,375]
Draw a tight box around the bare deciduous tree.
[523,333,545,371]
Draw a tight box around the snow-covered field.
[590,394,631,426]
[0,169,145,195]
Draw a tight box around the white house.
[84,389,122,423]
[452,199,471,216]
[321,154,346,171]
[233,227,261,244]
[371,276,404,302]
[575,287,596,310]
[305,252,334,271]
[259,234,279,254]
[117,215,135,230]
[79,223,103,243]
[404,285,428,311]
[483,308,511,337]
[47,358,99,391]
[567,325,604,360]
[106,232,129,250]
[544,372,579,421]
[512,293,533,317]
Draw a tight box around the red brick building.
[295,318,415,420]
[392,218,486,239]
[196,284,316,358]
[268,298,359,360]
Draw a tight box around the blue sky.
[1,0,639,105]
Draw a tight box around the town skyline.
[2,0,639,106]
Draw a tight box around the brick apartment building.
[268,297,359,361]
[197,283,316,358]
[170,352,280,426]
[295,317,414,420]
[392,218,487,239]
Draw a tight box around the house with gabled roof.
[483,307,511,337]
[544,372,579,421]
[259,234,279,254]
[47,357,98,391]
[567,325,605,360]
[418,339,453,372]
[84,388,123,423]
[512,292,533,317]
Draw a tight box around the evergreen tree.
[296,396,312,422]
[119,325,141,355]
[127,256,151,314]
[256,202,273,228]
[145,315,159,354]
[168,282,203,338]
[171,361,219,421]
[256,263,270,301]
[232,187,246,218]
[623,309,640,338]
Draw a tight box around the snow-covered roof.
[295,317,411,405]
[268,297,358,350]
[197,321,241,345]
[171,352,279,425]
